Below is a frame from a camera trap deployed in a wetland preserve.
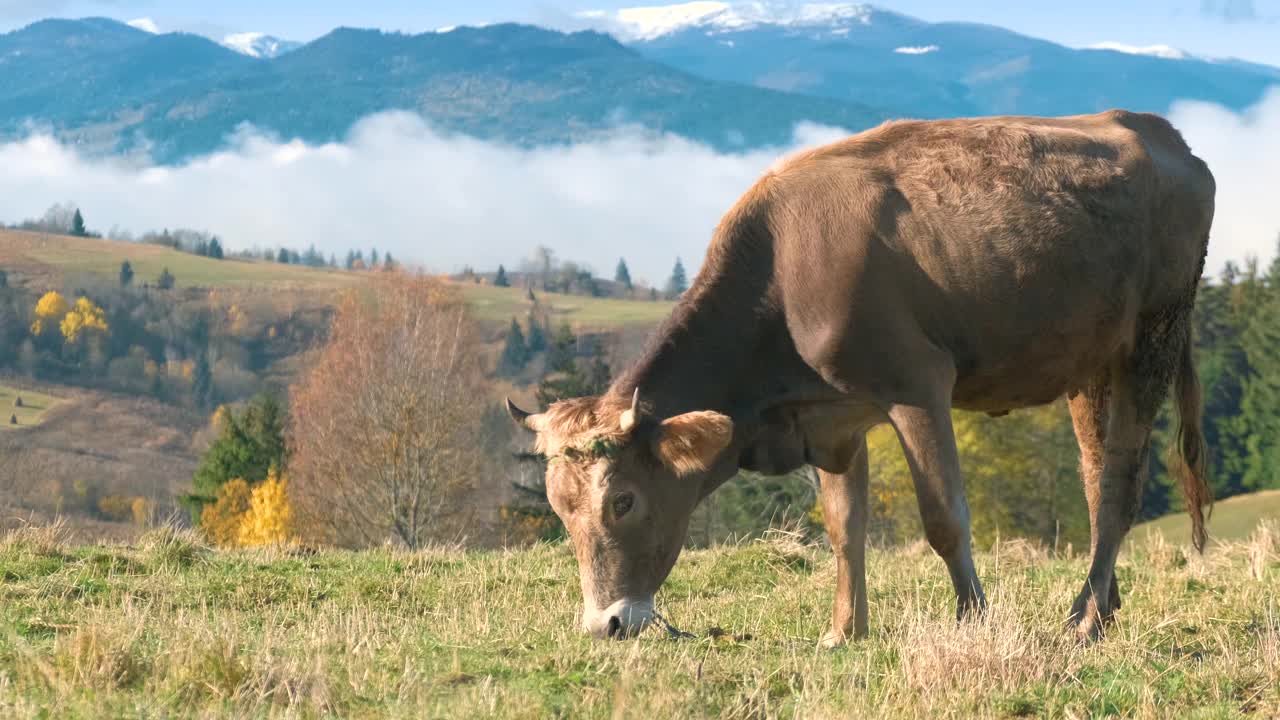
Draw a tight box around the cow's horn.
[506,397,536,428]
[620,387,642,431]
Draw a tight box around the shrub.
[238,469,292,547]
[200,479,252,547]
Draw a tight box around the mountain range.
[0,3,1276,164]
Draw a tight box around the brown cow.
[508,110,1214,644]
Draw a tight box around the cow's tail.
[1171,329,1211,553]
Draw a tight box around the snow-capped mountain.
[1085,42,1188,60]
[221,32,302,59]
[577,1,873,42]
[123,18,299,59]
[586,1,1275,122]
[126,17,160,34]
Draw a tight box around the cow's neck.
[611,219,783,420]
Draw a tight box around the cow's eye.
[611,493,635,518]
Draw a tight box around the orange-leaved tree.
[289,274,489,549]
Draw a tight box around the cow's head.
[507,390,734,638]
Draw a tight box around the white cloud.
[0,114,846,284]
[1170,86,1280,275]
[1,91,1274,285]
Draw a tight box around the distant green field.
[1,230,356,291]
[1133,489,1280,545]
[460,283,674,330]
[0,384,62,430]
[2,230,674,331]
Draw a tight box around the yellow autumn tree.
[238,468,293,547]
[200,478,252,547]
[60,296,109,343]
[30,291,69,336]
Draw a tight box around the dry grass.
[1,528,1276,718]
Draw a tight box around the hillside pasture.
[0,230,356,291]
[0,528,1275,718]
[456,282,675,331]
[1134,489,1280,545]
[0,383,62,430]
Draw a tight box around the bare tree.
[289,275,490,549]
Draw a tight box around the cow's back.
[762,111,1214,411]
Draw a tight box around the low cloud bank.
[0,90,1276,284]
[0,115,845,284]
[1169,87,1280,274]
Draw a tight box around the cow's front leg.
[817,434,870,647]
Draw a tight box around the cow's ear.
[652,411,733,476]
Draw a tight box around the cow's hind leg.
[890,394,986,621]
[1069,308,1189,639]
[1067,376,1122,614]
[818,434,870,647]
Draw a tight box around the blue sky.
[1,0,1278,66]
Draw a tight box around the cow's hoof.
[819,629,849,649]
[1067,591,1114,642]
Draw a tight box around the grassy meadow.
[0,229,674,332]
[0,230,357,291]
[460,282,674,330]
[1135,490,1280,544]
[1,524,1276,718]
[0,384,62,430]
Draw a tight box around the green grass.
[1134,489,1280,545]
[1,526,1276,718]
[459,283,674,330]
[2,231,356,291]
[0,384,62,430]
[3,230,674,330]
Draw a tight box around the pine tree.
[119,260,134,288]
[526,312,547,354]
[208,238,224,260]
[383,252,395,270]
[495,264,510,287]
[185,393,288,518]
[371,248,380,267]
[499,318,530,376]
[192,353,214,410]
[157,267,175,290]
[536,329,611,407]
[70,209,87,237]
[665,258,688,299]
[614,258,632,290]
[344,250,356,270]
[329,254,338,268]
[276,248,290,264]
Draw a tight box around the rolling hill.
[0,229,674,331]
[1134,489,1280,545]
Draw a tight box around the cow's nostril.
[606,615,622,638]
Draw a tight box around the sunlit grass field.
[0,230,357,291]
[459,282,674,330]
[0,384,62,430]
[1135,489,1280,544]
[1,524,1276,718]
[1,230,674,331]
